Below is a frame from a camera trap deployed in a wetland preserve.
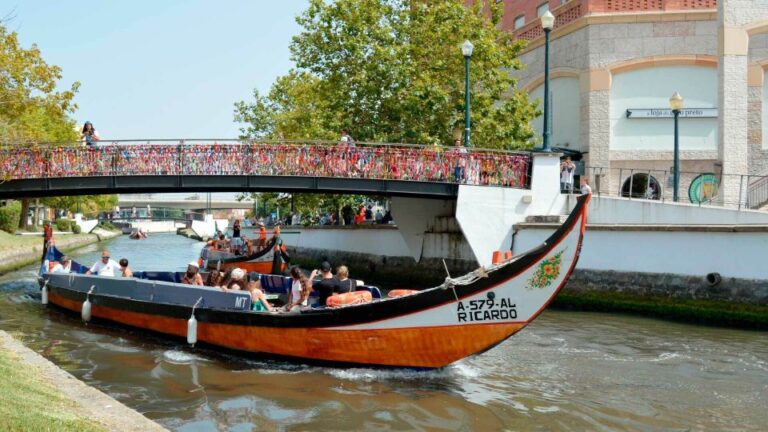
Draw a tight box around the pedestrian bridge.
[0,140,531,199]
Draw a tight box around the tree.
[240,192,369,224]
[0,24,79,144]
[235,0,539,149]
[0,23,79,229]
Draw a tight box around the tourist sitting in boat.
[206,270,225,288]
[284,266,317,312]
[119,258,133,277]
[314,261,342,306]
[50,255,72,273]
[336,265,364,292]
[86,251,120,277]
[181,261,204,286]
[216,234,229,251]
[246,280,273,312]
[221,268,247,291]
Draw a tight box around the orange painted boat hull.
[41,195,590,368]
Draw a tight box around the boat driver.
[86,250,120,277]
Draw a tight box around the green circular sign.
[688,173,719,204]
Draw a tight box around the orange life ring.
[326,291,372,307]
[388,289,418,298]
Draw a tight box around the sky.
[4,0,307,140]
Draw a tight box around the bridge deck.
[0,142,530,198]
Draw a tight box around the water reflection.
[1,234,767,430]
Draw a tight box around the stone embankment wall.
[0,229,121,276]
[0,331,166,431]
[282,221,477,287]
[513,223,768,305]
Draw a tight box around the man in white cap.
[86,250,119,277]
[181,261,203,285]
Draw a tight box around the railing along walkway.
[0,140,530,189]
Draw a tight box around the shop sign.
[625,108,718,119]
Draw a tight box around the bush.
[97,221,117,231]
[55,219,71,231]
[71,223,81,234]
[0,202,21,233]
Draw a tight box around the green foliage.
[246,192,369,222]
[0,23,79,145]
[71,223,81,234]
[96,221,117,231]
[54,219,71,231]
[235,0,539,149]
[42,195,118,218]
[0,202,21,233]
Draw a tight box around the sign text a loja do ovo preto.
[625,108,718,119]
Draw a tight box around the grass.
[0,231,43,252]
[0,348,106,432]
[553,290,768,330]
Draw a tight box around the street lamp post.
[541,11,555,152]
[669,92,684,202]
[461,40,474,147]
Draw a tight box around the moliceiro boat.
[201,237,289,275]
[39,195,589,369]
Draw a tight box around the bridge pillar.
[191,214,217,239]
[390,197,456,262]
[456,152,566,267]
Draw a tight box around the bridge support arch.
[456,152,566,267]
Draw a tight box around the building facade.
[481,0,768,208]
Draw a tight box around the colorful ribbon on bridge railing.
[0,144,530,188]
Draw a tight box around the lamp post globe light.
[541,10,555,152]
[461,40,474,147]
[669,91,684,202]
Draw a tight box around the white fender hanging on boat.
[41,279,49,305]
[82,285,95,323]
[187,297,203,346]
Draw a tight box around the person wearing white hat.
[220,268,247,292]
[181,261,203,286]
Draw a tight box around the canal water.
[0,234,766,431]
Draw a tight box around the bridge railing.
[0,141,531,189]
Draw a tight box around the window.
[537,2,550,17]
[514,15,525,30]
[621,174,662,200]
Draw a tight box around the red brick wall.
[468,0,717,33]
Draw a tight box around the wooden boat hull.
[42,195,590,368]
[203,237,286,274]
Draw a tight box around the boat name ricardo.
[457,293,517,322]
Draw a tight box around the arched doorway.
[621,173,662,200]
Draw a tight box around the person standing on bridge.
[451,138,468,183]
[339,129,355,147]
[80,121,100,147]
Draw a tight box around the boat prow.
[40,195,590,368]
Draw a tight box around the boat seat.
[141,271,177,283]
[357,286,382,299]
[260,274,292,295]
